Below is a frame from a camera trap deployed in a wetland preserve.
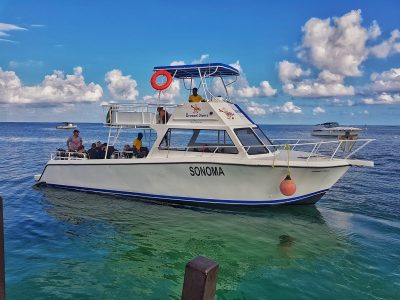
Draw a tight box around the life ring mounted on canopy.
[151,70,172,90]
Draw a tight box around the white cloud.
[236,85,260,98]
[368,20,381,39]
[312,106,326,115]
[170,54,210,66]
[0,22,27,42]
[279,101,302,113]
[246,101,302,116]
[0,66,103,105]
[362,93,400,105]
[213,60,276,99]
[278,60,310,83]
[0,22,26,31]
[192,54,209,64]
[9,60,44,69]
[105,69,139,101]
[299,9,369,76]
[283,80,354,97]
[235,80,277,98]
[318,70,344,83]
[370,29,400,58]
[369,68,400,92]
[246,104,267,115]
[326,98,355,106]
[278,10,400,99]
[0,38,16,43]
[143,79,181,104]
[170,60,185,66]
[259,81,277,96]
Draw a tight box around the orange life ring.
[151,70,172,90]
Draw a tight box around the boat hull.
[36,161,349,206]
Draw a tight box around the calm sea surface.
[0,122,399,299]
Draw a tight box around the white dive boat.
[312,122,362,138]
[35,63,374,206]
[56,122,77,129]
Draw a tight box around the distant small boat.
[312,122,362,138]
[56,122,77,129]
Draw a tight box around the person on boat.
[123,144,134,158]
[98,143,106,159]
[87,143,100,159]
[133,132,148,158]
[157,107,171,124]
[99,143,115,159]
[188,88,203,102]
[67,129,83,152]
[76,145,88,158]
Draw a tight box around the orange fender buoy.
[280,174,296,196]
[151,70,172,90]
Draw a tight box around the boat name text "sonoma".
[189,166,225,176]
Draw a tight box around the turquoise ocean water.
[0,123,399,299]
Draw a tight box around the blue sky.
[0,0,400,124]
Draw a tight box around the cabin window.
[159,129,238,154]
[234,128,269,155]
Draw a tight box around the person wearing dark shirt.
[87,143,99,159]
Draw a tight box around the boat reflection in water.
[37,186,352,297]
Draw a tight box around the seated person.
[98,143,106,159]
[104,143,115,159]
[97,143,115,159]
[87,143,99,159]
[188,88,203,103]
[133,132,149,158]
[123,144,134,158]
[76,145,88,158]
[157,107,171,124]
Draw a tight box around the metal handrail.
[50,139,374,161]
[51,151,88,160]
[103,102,179,112]
[158,138,375,160]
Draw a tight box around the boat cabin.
[101,63,274,159]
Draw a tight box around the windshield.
[253,127,273,146]
[159,129,238,154]
[234,128,269,155]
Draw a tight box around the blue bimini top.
[153,63,240,78]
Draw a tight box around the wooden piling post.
[181,256,219,300]
[0,197,5,300]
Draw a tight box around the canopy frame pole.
[220,76,230,101]
[198,67,209,101]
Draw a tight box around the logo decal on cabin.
[219,108,235,119]
[191,104,201,114]
[186,104,209,118]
